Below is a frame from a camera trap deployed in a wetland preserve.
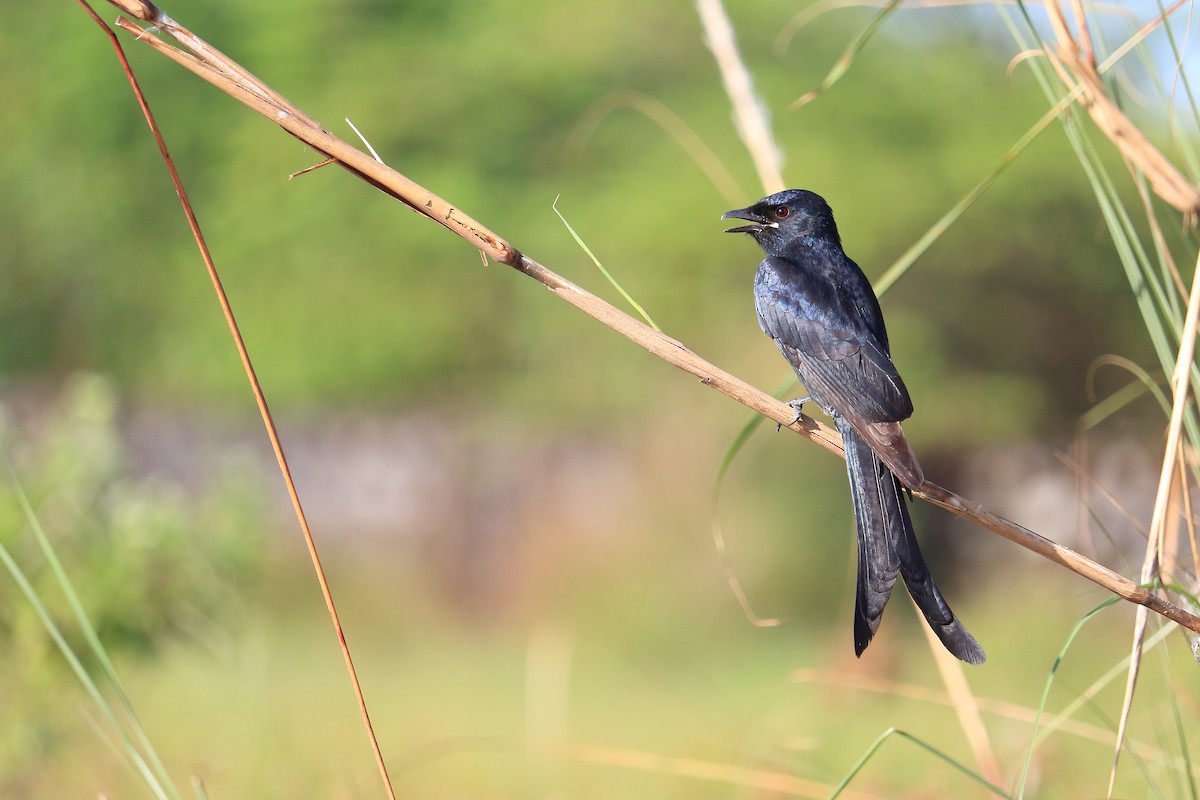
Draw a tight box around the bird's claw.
[776,396,811,431]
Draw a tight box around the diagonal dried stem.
[100,0,1200,639]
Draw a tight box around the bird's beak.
[721,206,771,234]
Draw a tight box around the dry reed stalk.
[696,0,787,194]
[1108,236,1200,792]
[1044,0,1200,217]
[921,624,1003,784]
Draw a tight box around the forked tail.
[838,417,985,664]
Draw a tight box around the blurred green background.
[2,0,1197,797]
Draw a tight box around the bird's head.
[722,189,840,253]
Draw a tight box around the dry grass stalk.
[557,742,884,799]
[101,0,1200,638]
[921,624,1003,784]
[1044,0,1200,217]
[793,669,1126,749]
[1107,239,1200,793]
[696,0,787,194]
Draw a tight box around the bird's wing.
[754,258,912,424]
[756,302,861,362]
[781,342,924,487]
[780,341,911,423]
[755,257,922,486]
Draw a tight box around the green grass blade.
[875,94,1072,295]
[830,727,1010,799]
[1015,595,1121,799]
[708,375,797,624]
[1036,619,1175,747]
[1015,596,1178,798]
[192,775,212,800]
[1168,668,1199,799]
[1080,359,1172,430]
[0,445,180,800]
[1162,581,1200,610]
[552,196,661,331]
[711,374,799,494]
[789,0,902,110]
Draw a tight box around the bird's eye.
[773,206,790,219]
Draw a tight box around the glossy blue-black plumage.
[724,189,984,664]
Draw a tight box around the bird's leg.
[777,396,811,431]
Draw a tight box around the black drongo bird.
[723,189,985,665]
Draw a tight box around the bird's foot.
[777,396,811,431]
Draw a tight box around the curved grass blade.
[830,726,1010,799]
[1034,618,1175,748]
[789,0,903,110]
[1012,594,1180,798]
[566,91,745,205]
[709,374,798,625]
[1162,582,1200,610]
[1081,357,1172,431]
[998,0,1200,480]
[1016,596,1122,799]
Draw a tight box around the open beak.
[721,206,771,234]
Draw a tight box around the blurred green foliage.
[0,373,263,789]
[1,0,1161,441]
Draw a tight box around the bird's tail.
[838,418,986,665]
